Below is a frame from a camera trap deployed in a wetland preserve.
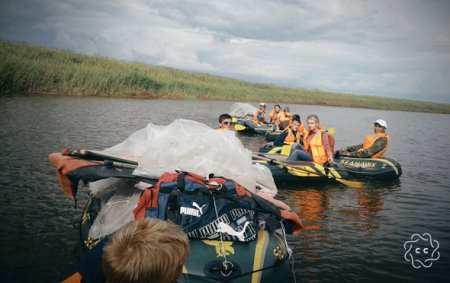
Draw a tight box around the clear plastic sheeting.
[253,163,277,198]
[102,124,164,160]
[104,119,277,194]
[229,103,258,118]
[88,179,142,239]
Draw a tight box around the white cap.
[374,119,387,129]
[259,102,267,108]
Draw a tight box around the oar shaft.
[64,149,138,165]
[253,153,365,188]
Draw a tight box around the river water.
[0,95,449,282]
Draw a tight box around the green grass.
[1,40,449,114]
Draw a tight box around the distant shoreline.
[1,40,449,114]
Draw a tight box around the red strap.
[134,189,152,219]
[48,153,98,199]
[280,210,304,235]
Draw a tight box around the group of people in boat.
[253,102,293,131]
[221,102,390,166]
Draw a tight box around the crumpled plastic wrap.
[229,103,258,118]
[88,179,142,239]
[103,119,276,194]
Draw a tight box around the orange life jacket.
[62,272,82,283]
[283,128,302,144]
[253,109,266,125]
[298,121,305,136]
[304,129,328,164]
[358,133,390,158]
[269,109,282,125]
[279,111,292,122]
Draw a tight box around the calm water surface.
[0,96,449,282]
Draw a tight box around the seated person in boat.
[269,104,282,130]
[339,119,390,158]
[63,218,190,283]
[274,114,304,147]
[285,114,334,164]
[218,113,233,130]
[253,102,268,125]
[279,106,292,130]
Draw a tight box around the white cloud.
[0,0,449,103]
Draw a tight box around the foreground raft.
[50,151,295,283]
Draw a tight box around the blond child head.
[102,218,189,283]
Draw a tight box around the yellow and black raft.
[256,144,402,185]
[234,117,272,135]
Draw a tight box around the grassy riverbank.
[1,40,449,113]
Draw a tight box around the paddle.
[234,124,247,131]
[90,159,138,170]
[252,154,365,188]
[266,127,335,134]
[326,127,336,134]
[63,149,138,165]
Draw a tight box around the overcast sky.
[1,0,449,103]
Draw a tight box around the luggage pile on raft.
[50,120,303,282]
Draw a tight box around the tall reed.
[1,40,449,114]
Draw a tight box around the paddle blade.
[234,124,247,131]
[232,117,237,123]
[327,127,336,135]
[335,178,365,188]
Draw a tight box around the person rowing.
[338,119,390,158]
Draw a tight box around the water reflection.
[291,189,331,230]
[279,180,400,234]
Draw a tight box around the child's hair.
[102,218,190,283]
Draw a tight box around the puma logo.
[193,202,206,215]
[217,221,251,242]
[180,202,206,217]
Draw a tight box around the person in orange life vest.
[62,218,190,283]
[274,114,303,147]
[279,106,292,130]
[286,114,334,164]
[339,119,390,158]
[253,102,268,125]
[269,104,282,130]
[218,113,233,130]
